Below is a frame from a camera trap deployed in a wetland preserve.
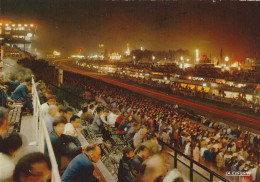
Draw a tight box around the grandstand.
[0,57,259,182]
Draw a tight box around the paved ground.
[14,115,39,163]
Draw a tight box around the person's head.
[47,105,59,118]
[0,107,9,137]
[85,144,101,163]
[53,116,67,136]
[82,106,88,114]
[133,122,141,130]
[123,111,128,117]
[13,152,51,182]
[163,169,184,182]
[136,145,149,159]
[25,78,32,92]
[58,105,65,115]
[64,107,74,121]
[47,96,56,105]
[40,86,47,94]
[123,147,134,159]
[2,133,23,157]
[140,125,147,136]
[103,109,109,116]
[96,106,103,116]
[17,75,22,81]
[89,104,94,110]
[147,132,158,143]
[70,115,81,129]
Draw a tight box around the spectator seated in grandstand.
[0,107,10,151]
[44,105,59,133]
[115,111,127,128]
[61,144,101,182]
[84,104,95,124]
[91,106,103,134]
[63,115,81,137]
[118,147,134,182]
[11,78,33,113]
[133,126,147,149]
[0,133,22,181]
[48,116,84,171]
[62,107,74,123]
[41,95,57,116]
[129,145,150,180]
[142,132,160,156]
[117,115,134,135]
[125,122,141,148]
[0,85,15,109]
[13,152,52,182]
[37,86,47,104]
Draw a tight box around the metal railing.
[160,140,229,182]
[31,77,61,182]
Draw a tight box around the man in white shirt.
[41,96,56,117]
[107,110,119,126]
[100,109,110,125]
[64,115,81,136]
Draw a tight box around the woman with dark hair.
[0,133,22,181]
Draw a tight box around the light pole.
[225,56,229,67]
[133,56,136,65]
[180,56,184,69]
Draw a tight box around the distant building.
[253,58,260,71]
[98,44,105,59]
[125,43,130,56]
[0,21,37,51]
[243,58,255,70]
[0,45,32,61]
[109,52,121,61]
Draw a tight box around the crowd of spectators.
[61,72,260,182]
[1,60,260,182]
[0,67,54,181]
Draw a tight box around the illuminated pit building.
[0,21,37,51]
[195,55,215,69]
[109,52,121,61]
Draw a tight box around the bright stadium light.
[27,33,33,38]
[225,56,229,62]
[196,49,199,62]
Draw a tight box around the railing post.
[190,160,193,182]
[174,150,177,168]
[210,173,213,182]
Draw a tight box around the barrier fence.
[160,141,229,182]
[32,77,61,182]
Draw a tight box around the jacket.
[49,131,82,170]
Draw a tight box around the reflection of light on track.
[60,63,260,125]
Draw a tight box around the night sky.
[2,0,260,59]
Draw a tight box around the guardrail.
[31,77,61,182]
[159,140,229,182]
